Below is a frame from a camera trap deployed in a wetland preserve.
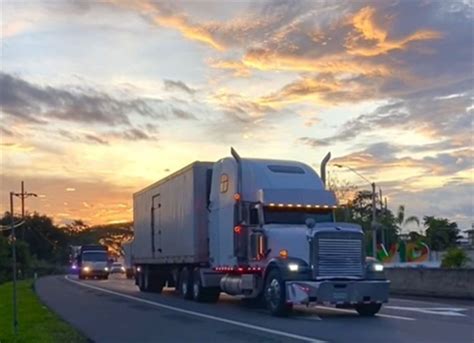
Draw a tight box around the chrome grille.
[316,238,363,277]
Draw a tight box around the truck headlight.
[288,263,299,272]
[104,267,109,271]
[371,263,384,272]
[83,266,90,272]
[121,267,126,271]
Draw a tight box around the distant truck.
[131,149,389,316]
[77,245,109,280]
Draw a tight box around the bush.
[441,247,471,268]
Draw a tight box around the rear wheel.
[355,303,382,316]
[192,269,220,303]
[264,269,292,316]
[179,268,193,300]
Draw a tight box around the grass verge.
[0,279,87,343]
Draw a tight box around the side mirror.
[305,218,316,229]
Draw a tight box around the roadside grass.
[0,279,87,343]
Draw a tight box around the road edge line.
[317,306,416,321]
[64,276,326,343]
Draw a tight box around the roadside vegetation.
[441,247,471,268]
[0,279,87,343]
[0,213,132,284]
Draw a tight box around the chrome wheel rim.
[266,278,281,309]
[193,282,199,299]
[181,277,187,295]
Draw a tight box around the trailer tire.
[179,268,193,300]
[264,269,292,317]
[192,269,220,303]
[355,303,382,316]
[138,268,147,292]
[149,273,165,293]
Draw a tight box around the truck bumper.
[286,279,390,305]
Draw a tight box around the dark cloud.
[298,137,330,148]
[0,126,14,137]
[331,142,472,177]
[84,134,108,145]
[118,128,156,141]
[163,79,196,95]
[0,72,163,126]
[172,108,196,120]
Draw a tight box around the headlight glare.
[288,263,299,272]
[371,263,384,272]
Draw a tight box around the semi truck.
[131,148,389,316]
[77,245,110,280]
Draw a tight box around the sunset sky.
[1,1,472,230]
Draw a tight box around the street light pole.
[334,164,378,258]
[10,192,18,335]
[371,182,377,258]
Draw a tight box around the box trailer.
[131,149,389,316]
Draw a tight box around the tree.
[424,216,459,251]
[395,205,420,229]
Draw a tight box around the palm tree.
[396,205,420,229]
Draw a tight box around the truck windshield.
[264,207,334,225]
[82,252,107,262]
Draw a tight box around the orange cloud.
[242,49,391,76]
[110,0,225,50]
[208,59,251,77]
[346,6,442,57]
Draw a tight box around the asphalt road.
[36,275,474,343]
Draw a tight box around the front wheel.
[264,269,292,316]
[355,303,382,316]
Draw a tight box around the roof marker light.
[269,203,276,206]
[323,205,329,208]
[314,205,320,208]
[306,204,312,208]
[279,249,289,258]
[296,204,302,207]
[287,204,294,207]
[278,203,284,207]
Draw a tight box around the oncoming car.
[110,262,126,274]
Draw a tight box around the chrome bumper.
[286,279,390,305]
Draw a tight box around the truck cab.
[208,153,389,316]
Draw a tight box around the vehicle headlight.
[371,263,384,272]
[83,266,90,272]
[288,263,299,272]
[104,267,109,271]
[121,267,126,271]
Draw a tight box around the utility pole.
[10,192,18,336]
[9,185,37,336]
[379,188,385,247]
[371,182,377,258]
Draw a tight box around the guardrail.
[385,267,474,299]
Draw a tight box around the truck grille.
[315,237,363,278]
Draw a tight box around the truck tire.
[192,269,220,303]
[264,269,292,316]
[179,268,193,300]
[138,268,147,292]
[149,273,165,293]
[355,303,382,316]
[79,274,85,280]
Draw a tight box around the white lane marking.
[64,276,326,343]
[316,306,416,321]
[390,297,474,309]
[385,306,468,317]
